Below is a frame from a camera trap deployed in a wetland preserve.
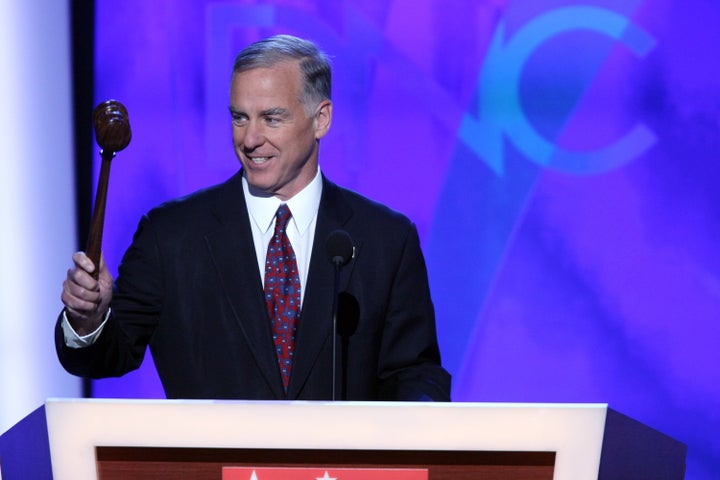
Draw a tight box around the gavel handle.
[86,150,114,279]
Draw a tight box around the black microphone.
[325,230,354,400]
[326,230,354,267]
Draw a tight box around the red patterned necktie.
[263,204,301,391]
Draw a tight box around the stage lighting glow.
[0,0,80,435]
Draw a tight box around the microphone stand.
[330,259,342,401]
[326,229,353,401]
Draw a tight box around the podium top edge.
[44,397,610,410]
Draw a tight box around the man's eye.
[266,117,280,125]
[232,115,247,125]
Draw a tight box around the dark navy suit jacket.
[56,172,450,401]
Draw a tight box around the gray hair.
[232,34,332,113]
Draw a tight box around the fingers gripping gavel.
[86,100,132,278]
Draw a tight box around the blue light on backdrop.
[459,5,657,175]
[92,1,720,478]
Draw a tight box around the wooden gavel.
[86,100,132,278]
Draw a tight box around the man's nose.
[242,120,265,149]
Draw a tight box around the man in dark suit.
[58,34,450,401]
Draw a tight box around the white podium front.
[0,399,685,479]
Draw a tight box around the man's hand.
[61,251,113,336]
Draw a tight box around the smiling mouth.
[247,156,272,165]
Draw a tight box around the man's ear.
[314,100,332,139]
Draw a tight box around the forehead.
[230,62,303,108]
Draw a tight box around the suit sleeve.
[376,223,451,401]
[55,214,161,379]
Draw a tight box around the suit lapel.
[202,173,359,399]
[288,177,358,398]
[203,173,286,397]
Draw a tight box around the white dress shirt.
[243,168,322,304]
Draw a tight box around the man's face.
[229,61,332,200]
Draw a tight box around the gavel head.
[93,100,132,153]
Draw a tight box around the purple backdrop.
[92,0,720,477]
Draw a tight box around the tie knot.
[275,204,292,229]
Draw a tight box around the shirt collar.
[242,168,323,235]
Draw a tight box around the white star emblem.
[316,472,337,480]
[249,471,258,480]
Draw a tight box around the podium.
[0,399,685,479]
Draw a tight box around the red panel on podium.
[222,467,428,480]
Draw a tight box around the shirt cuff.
[61,309,110,349]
